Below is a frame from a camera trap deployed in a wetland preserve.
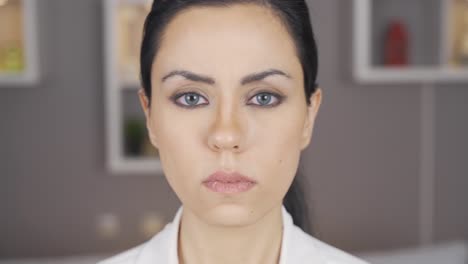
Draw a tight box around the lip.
[202,171,257,194]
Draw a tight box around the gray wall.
[0,0,466,258]
[435,85,468,241]
[306,0,420,251]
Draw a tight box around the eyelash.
[170,90,285,109]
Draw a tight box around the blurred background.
[1,0,467,263]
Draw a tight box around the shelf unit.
[103,0,162,174]
[353,0,468,83]
[0,0,40,86]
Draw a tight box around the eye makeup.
[169,88,286,109]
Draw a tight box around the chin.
[204,203,259,227]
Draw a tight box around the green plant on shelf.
[124,118,146,156]
[0,47,24,73]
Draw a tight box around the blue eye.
[171,91,284,108]
[173,92,208,108]
[249,92,282,107]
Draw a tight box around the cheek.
[149,108,205,200]
[252,109,305,196]
[259,133,301,189]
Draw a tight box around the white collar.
[135,205,329,264]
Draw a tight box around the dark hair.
[140,0,318,234]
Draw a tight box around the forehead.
[153,4,301,81]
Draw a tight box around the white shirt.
[98,206,369,264]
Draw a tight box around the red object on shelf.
[384,21,408,66]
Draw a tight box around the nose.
[207,104,244,153]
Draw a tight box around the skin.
[138,3,322,264]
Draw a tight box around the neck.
[178,205,284,264]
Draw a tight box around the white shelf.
[121,77,140,90]
[0,71,38,85]
[109,157,162,174]
[353,0,468,84]
[0,0,40,86]
[355,66,468,84]
[103,0,161,174]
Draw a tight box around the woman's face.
[139,4,322,226]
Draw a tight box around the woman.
[100,0,369,263]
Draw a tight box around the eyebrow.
[161,69,291,86]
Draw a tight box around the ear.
[138,88,159,149]
[300,88,322,150]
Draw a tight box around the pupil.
[258,94,271,105]
[185,94,199,105]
